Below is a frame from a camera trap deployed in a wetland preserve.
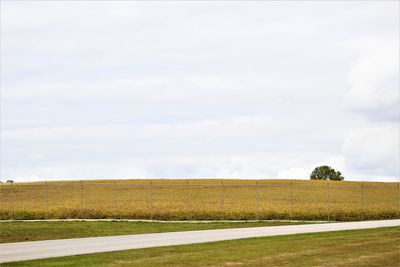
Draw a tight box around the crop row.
[0,180,399,221]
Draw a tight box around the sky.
[0,1,399,182]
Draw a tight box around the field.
[0,179,399,221]
[2,227,399,266]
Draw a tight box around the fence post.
[290,181,293,220]
[80,180,84,219]
[186,179,191,220]
[113,180,117,219]
[10,182,14,220]
[361,183,364,221]
[256,181,259,220]
[150,180,153,221]
[45,181,48,220]
[397,183,399,217]
[220,180,224,220]
[265,182,267,217]
[327,181,330,222]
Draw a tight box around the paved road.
[1,220,399,263]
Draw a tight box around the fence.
[0,180,399,221]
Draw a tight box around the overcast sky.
[1,1,399,182]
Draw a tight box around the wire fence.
[1,180,399,221]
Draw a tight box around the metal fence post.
[327,181,330,222]
[256,181,259,220]
[220,180,224,220]
[186,179,191,220]
[80,180,84,219]
[150,180,153,221]
[265,182,267,216]
[113,180,117,219]
[290,181,293,220]
[397,183,399,217]
[45,181,48,220]
[361,183,364,221]
[10,183,14,220]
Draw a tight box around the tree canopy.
[310,165,344,181]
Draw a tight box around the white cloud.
[326,155,346,172]
[346,39,399,121]
[277,167,311,180]
[342,126,399,179]
[1,1,399,182]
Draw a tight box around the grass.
[1,179,399,221]
[0,220,305,243]
[3,226,399,266]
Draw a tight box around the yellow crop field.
[0,179,399,221]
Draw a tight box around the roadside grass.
[0,220,307,243]
[3,227,399,267]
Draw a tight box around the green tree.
[310,165,344,181]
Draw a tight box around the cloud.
[1,2,399,182]
[277,167,311,180]
[341,126,399,179]
[345,39,399,121]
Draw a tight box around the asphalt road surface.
[1,220,399,263]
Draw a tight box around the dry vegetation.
[0,179,398,221]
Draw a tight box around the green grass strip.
[3,227,399,267]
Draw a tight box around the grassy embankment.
[3,227,399,267]
[1,179,399,221]
[0,220,305,243]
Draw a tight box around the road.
[1,220,399,263]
